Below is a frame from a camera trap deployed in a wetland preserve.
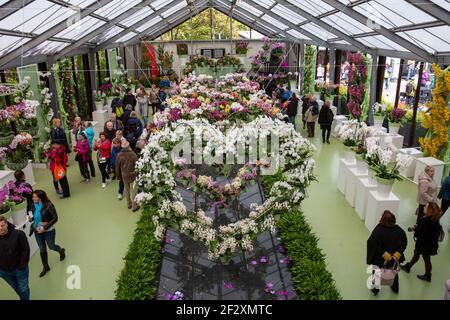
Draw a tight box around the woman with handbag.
[75,132,91,183]
[48,141,70,198]
[401,202,443,282]
[28,190,66,278]
[94,132,111,189]
[367,210,407,295]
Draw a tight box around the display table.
[355,177,378,220]
[414,157,445,185]
[92,110,109,129]
[337,158,357,194]
[365,191,400,233]
[0,169,14,188]
[331,105,337,116]
[345,167,369,207]
[399,148,424,179]
[332,115,349,138]
[22,160,36,186]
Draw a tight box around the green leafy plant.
[115,205,162,300]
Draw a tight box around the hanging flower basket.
[5,158,28,171]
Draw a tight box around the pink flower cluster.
[346,52,368,120]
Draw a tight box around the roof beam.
[95,0,186,51]
[216,1,298,42]
[275,0,368,51]
[0,0,34,21]
[321,0,436,61]
[54,0,155,59]
[124,0,211,46]
[0,28,79,44]
[404,0,450,25]
[0,0,111,68]
[243,0,329,46]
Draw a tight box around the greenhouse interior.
[0,0,450,302]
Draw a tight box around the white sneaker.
[102,183,106,188]
[117,194,123,200]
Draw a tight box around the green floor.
[1,122,449,300]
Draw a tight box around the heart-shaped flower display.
[136,74,316,261]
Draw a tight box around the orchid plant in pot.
[0,184,14,219]
[5,132,34,170]
[387,107,406,135]
[8,180,32,225]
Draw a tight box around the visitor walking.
[29,190,66,278]
[150,84,159,114]
[110,137,123,199]
[401,202,443,282]
[116,140,139,212]
[94,132,111,188]
[384,64,393,89]
[417,166,438,222]
[50,118,69,155]
[125,111,143,150]
[305,98,319,138]
[48,141,70,198]
[438,171,450,216]
[123,104,133,125]
[405,80,415,105]
[13,170,33,211]
[0,216,30,300]
[301,94,311,130]
[123,88,137,110]
[83,122,96,178]
[318,101,334,144]
[104,121,117,142]
[106,113,124,132]
[367,210,407,295]
[287,93,298,130]
[75,132,91,183]
[111,92,125,122]
[136,86,149,125]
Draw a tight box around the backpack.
[312,105,319,116]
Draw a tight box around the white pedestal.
[380,134,404,150]
[0,169,14,188]
[414,157,445,185]
[11,220,38,257]
[345,167,369,207]
[32,162,48,170]
[338,158,357,194]
[92,110,109,129]
[365,191,400,233]
[399,148,424,179]
[22,160,36,186]
[355,177,378,220]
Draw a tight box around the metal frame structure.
[0,0,449,69]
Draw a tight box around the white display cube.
[399,148,424,179]
[337,158,357,194]
[345,167,369,207]
[414,157,445,185]
[355,177,378,220]
[22,160,36,186]
[0,169,14,188]
[331,106,337,116]
[332,115,347,137]
[92,110,109,129]
[365,191,400,233]
[380,134,404,150]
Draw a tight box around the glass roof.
[0,0,448,64]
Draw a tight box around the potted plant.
[0,184,13,220]
[93,90,105,111]
[373,102,386,127]
[235,42,249,56]
[8,180,31,226]
[387,107,406,135]
[353,143,367,173]
[5,132,33,171]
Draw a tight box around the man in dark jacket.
[318,101,334,144]
[50,118,70,154]
[116,140,139,212]
[111,92,125,120]
[105,113,124,132]
[123,88,137,109]
[367,211,407,295]
[104,121,117,142]
[287,93,299,130]
[125,111,143,150]
[0,216,30,300]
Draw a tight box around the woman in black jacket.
[401,202,442,282]
[318,101,334,144]
[13,170,33,212]
[29,190,66,277]
[301,94,311,129]
[367,210,407,295]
